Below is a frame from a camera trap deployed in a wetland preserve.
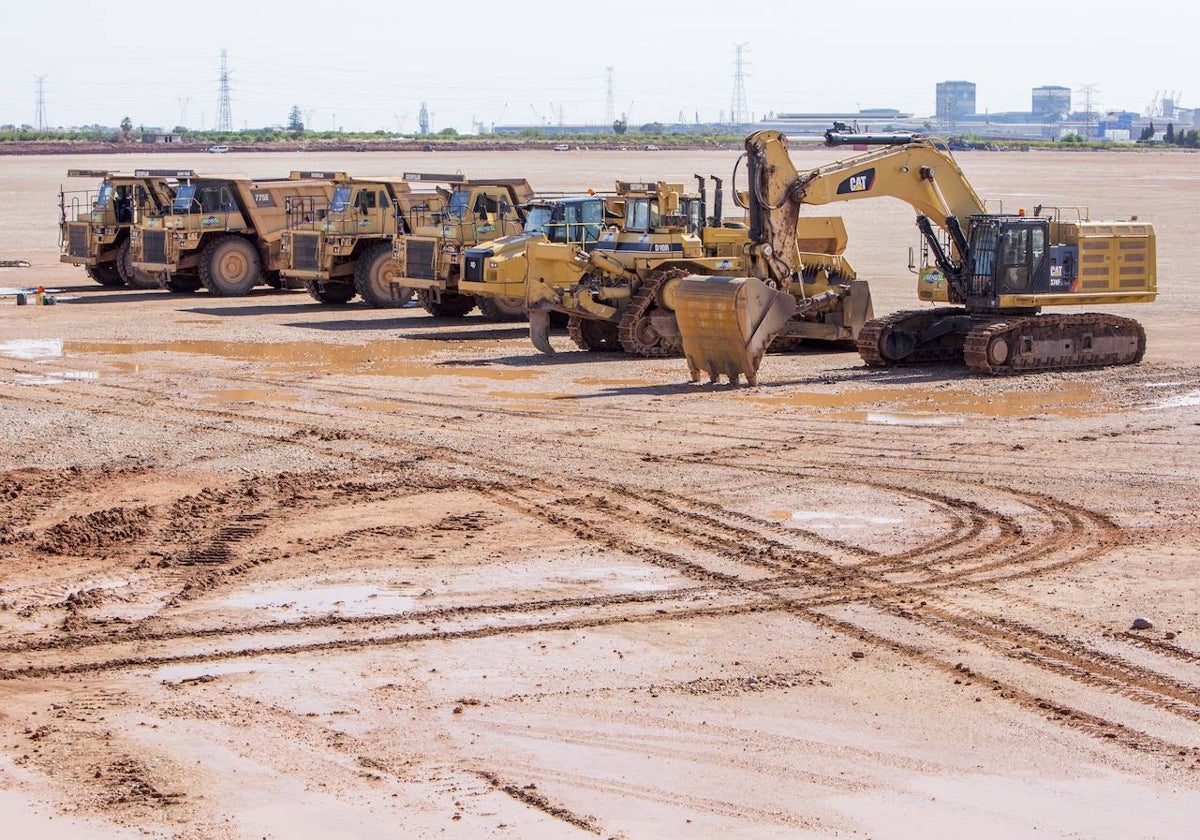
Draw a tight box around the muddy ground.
[0,148,1198,838]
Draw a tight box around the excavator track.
[856,307,968,367]
[963,313,1146,375]
[617,269,687,357]
[567,315,621,351]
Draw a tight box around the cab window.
[330,185,352,213]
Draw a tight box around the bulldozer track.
[616,269,687,357]
[2,370,1197,765]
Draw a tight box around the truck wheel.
[161,272,202,293]
[199,235,262,296]
[304,278,355,305]
[355,242,414,308]
[84,262,126,287]
[417,288,476,318]
[116,239,161,289]
[476,296,526,321]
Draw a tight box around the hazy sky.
[1,1,1189,131]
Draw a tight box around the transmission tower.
[419,102,430,135]
[34,75,48,131]
[176,96,191,128]
[605,66,615,125]
[730,43,750,126]
[215,49,233,132]
[1078,82,1097,138]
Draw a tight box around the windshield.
[330,185,352,214]
[172,184,197,213]
[523,206,553,235]
[95,182,113,208]
[444,190,471,220]
[625,198,659,232]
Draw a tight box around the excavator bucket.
[674,275,798,385]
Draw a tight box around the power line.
[215,49,233,132]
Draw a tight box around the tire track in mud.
[4,370,1198,764]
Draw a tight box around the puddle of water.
[15,370,98,386]
[224,584,418,617]
[0,339,63,360]
[200,389,299,405]
[746,382,1099,419]
[15,374,65,386]
[552,564,674,593]
[779,510,905,530]
[155,660,259,683]
[1144,390,1200,410]
[66,338,538,382]
[864,412,964,426]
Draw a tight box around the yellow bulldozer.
[674,127,1156,383]
[519,177,869,357]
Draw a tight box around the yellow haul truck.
[521,178,866,356]
[58,169,186,288]
[673,128,1156,383]
[389,178,535,319]
[131,171,339,295]
[280,172,454,306]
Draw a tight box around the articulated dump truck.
[519,178,865,357]
[672,128,1156,383]
[280,173,455,306]
[59,169,184,288]
[131,171,340,295]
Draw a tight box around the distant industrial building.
[1032,86,1071,119]
[936,81,976,125]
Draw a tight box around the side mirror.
[907,246,917,274]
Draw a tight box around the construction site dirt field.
[0,148,1198,838]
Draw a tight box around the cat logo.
[836,168,876,195]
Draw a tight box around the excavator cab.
[965,215,1052,303]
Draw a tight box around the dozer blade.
[528,309,555,355]
[675,275,798,385]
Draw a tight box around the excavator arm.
[675,129,989,383]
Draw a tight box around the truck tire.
[304,278,355,305]
[84,262,125,287]
[199,235,262,296]
[355,242,414,308]
[417,288,476,318]
[160,272,203,293]
[116,239,162,289]
[476,296,526,321]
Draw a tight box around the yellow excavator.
[674,127,1157,383]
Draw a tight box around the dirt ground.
[0,147,1198,839]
